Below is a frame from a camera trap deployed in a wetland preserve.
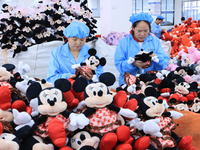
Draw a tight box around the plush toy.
[127,49,159,68]
[134,87,194,150]
[69,130,100,150]
[72,48,106,82]
[0,122,22,150]
[26,78,89,148]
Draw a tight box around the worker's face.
[132,21,150,41]
[68,37,86,51]
[155,19,163,25]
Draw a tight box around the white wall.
[95,0,183,35]
[100,0,132,37]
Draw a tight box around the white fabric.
[0,38,170,90]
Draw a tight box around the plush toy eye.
[75,139,82,145]
[152,101,156,105]
[92,88,97,96]
[46,95,51,103]
[53,93,57,102]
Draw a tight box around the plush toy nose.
[49,100,55,106]
[98,90,103,96]
[158,99,163,104]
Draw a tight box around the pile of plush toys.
[0,0,97,58]
[0,48,198,150]
[161,17,200,57]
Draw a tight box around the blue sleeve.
[152,39,169,70]
[46,50,71,84]
[95,64,104,79]
[114,39,138,75]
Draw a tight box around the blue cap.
[129,12,153,24]
[157,15,165,20]
[63,22,90,38]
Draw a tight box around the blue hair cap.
[157,15,165,20]
[129,12,153,24]
[63,22,90,38]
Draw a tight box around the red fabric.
[0,122,3,135]
[11,100,26,112]
[113,91,127,108]
[0,86,11,110]
[99,132,118,150]
[160,88,171,94]
[116,125,130,142]
[48,118,67,148]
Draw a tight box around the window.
[132,0,174,26]
[132,0,149,14]
[88,0,100,18]
[161,0,174,26]
[182,0,200,21]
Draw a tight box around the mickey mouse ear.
[99,72,116,86]
[144,87,158,98]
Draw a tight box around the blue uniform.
[114,34,169,85]
[46,43,104,84]
[151,21,162,39]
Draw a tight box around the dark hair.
[181,17,185,21]
[156,18,163,21]
[132,20,151,31]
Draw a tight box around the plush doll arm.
[72,62,87,69]
[163,111,183,119]
[151,55,159,63]
[108,104,137,118]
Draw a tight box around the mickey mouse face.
[85,82,113,108]
[38,88,67,116]
[0,133,20,149]
[86,56,100,70]
[175,82,190,95]
[70,131,100,150]
[144,97,165,117]
[191,99,200,113]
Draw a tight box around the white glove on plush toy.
[68,113,79,131]
[119,108,138,118]
[127,57,135,64]
[71,64,81,69]
[141,119,162,137]
[12,109,34,130]
[127,84,136,94]
[76,114,89,129]
[169,111,183,119]
[152,55,159,63]
[30,98,39,117]
[126,118,142,128]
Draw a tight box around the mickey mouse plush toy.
[72,48,106,82]
[72,72,140,149]
[135,87,194,150]
[26,78,89,148]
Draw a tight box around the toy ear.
[54,78,71,92]
[26,82,42,100]
[73,77,88,92]
[99,57,106,66]
[144,87,158,98]
[187,68,194,76]
[99,72,116,86]
[88,48,97,56]
[189,82,198,91]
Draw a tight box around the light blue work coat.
[114,34,169,86]
[151,21,162,39]
[46,43,104,84]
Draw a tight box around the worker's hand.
[81,69,93,80]
[69,74,76,78]
[133,60,151,69]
